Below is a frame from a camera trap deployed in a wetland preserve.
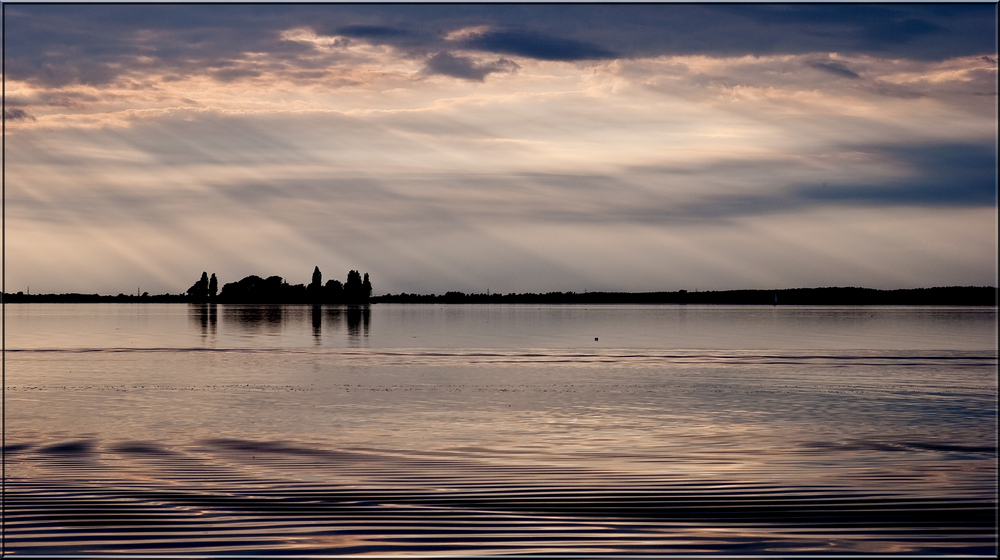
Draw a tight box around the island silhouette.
[186,267,372,304]
[2,266,995,306]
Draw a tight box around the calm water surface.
[4,303,997,555]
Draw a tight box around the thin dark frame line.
[2,2,6,556]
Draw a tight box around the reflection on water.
[347,306,371,341]
[312,305,321,340]
[4,303,996,554]
[191,303,217,338]
[10,303,995,352]
[191,304,371,346]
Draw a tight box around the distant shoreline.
[3,286,996,306]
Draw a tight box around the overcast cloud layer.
[5,5,997,295]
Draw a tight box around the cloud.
[610,53,995,114]
[444,26,491,42]
[634,141,998,222]
[5,108,38,122]
[212,67,264,82]
[796,142,997,207]
[5,5,995,294]
[3,5,320,87]
[809,61,861,79]
[336,25,409,39]
[5,5,994,91]
[857,16,943,47]
[719,5,985,60]
[461,30,617,61]
[423,52,519,81]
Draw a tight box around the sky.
[4,4,998,295]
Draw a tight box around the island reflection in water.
[191,303,371,345]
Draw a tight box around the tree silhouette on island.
[3,269,994,305]
[186,272,217,302]
[188,267,372,304]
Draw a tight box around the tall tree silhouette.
[209,273,218,300]
[307,266,323,303]
[187,271,210,302]
[363,272,372,300]
[345,270,366,303]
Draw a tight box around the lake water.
[3,303,997,555]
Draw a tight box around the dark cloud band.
[6,5,995,88]
[461,31,616,61]
[809,62,861,79]
[424,52,519,81]
[4,109,38,122]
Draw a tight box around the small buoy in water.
[595,337,599,341]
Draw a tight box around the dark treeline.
[187,267,372,304]
[2,292,188,303]
[3,284,995,306]
[2,267,373,304]
[373,286,997,306]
